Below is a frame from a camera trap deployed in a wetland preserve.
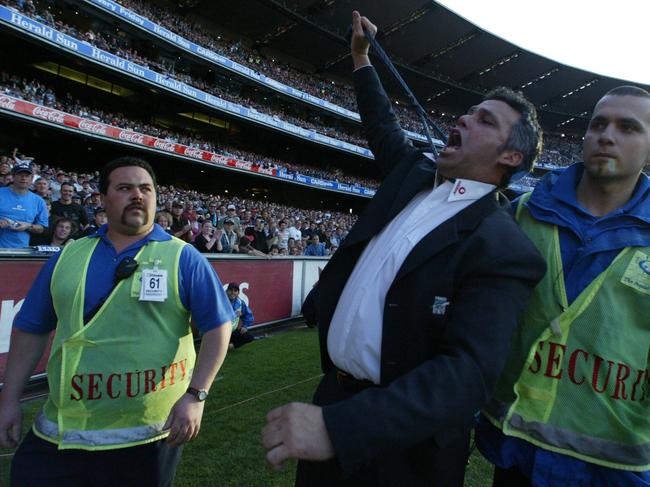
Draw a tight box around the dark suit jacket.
[305,66,547,485]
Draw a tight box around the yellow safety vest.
[33,235,196,450]
[484,193,650,471]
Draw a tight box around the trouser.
[11,429,183,487]
[230,328,255,348]
[493,466,533,487]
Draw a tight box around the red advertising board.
[0,258,293,384]
[0,95,277,176]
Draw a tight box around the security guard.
[478,86,650,486]
[0,157,234,486]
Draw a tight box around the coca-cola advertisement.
[0,95,288,184]
[31,105,67,124]
[0,95,17,110]
[79,119,110,136]
[118,129,147,144]
[152,139,178,152]
[183,147,206,160]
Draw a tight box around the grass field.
[0,327,493,486]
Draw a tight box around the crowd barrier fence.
[0,251,328,386]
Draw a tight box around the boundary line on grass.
[0,375,324,460]
[206,373,324,417]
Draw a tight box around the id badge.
[139,269,168,302]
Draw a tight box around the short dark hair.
[484,87,543,186]
[227,282,239,291]
[605,85,650,99]
[99,157,156,194]
[60,182,75,191]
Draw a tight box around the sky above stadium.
[438,0,649,85]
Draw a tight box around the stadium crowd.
[0,72,382,189]
[0,0,496,144]
[1,0,372,147]
[1,71,585,198]
[104,0,465,137]
[2,0,584,171]
[0,150,357,255]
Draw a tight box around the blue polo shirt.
[0,185,48,248]
[478,163,650,485]
[304,242,327,256]
[229,297,254,328]
[14,224,235,333]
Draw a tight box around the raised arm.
[351,11,417,178]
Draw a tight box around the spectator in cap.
[218,204,241,235]
[170,201,192,242]
[83,191,102,223]
[0,161,48,248]
[82,209,107,237]
[205,201,219,227]
[216,219,239,253]
[226,283,255,349]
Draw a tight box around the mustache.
[125,203,146,212]
[121,203,148,223]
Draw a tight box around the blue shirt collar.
[529,163,650,224]
[90,223,172,254]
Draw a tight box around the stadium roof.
[192,0,650,135]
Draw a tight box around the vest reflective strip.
[488,196,650,469]
[35,411,166,448]
[507,412,650,467]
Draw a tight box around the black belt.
[334,368,377,393]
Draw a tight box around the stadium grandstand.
[1,0,649,484]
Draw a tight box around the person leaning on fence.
[0,156,234,486]
[226,282,256,349]
[476,86,650,486]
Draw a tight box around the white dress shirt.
[327,178,495,383]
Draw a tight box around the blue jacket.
[479,163,650,485]
[524,163,650,303]
[304,242,327,256]
[229,297,254,328]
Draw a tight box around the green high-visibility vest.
[33,235,196,450]
[484,193,650,471]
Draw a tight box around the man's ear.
[497,149,523,169]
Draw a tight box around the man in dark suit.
[262,12,547,486]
